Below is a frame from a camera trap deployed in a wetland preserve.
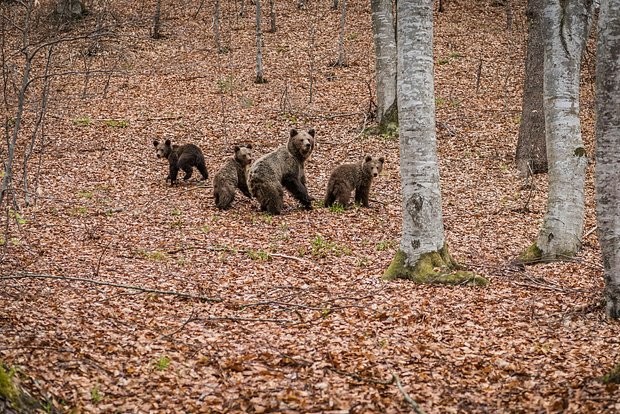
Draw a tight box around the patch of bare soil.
[1,0,619,413]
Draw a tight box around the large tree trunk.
[371,0,397,128]
[515,0,547,176]
[383,0,485,286]
[518,0,594,263]
[595,0,620,319]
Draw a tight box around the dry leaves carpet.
[1,0,619,413]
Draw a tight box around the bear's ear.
[307,128,315,137]
[234,145,240,152]
[290,129,298,138]
[378,157,385,164]
[165,139,171,146]
[365,155,372,163]
[153,140,159,147]
[246,143,253,149]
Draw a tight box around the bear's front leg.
[283,174,312,210]
[167,164,180,185]
[355,184,371,207]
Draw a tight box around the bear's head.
[363,155,385,178]
[234,144,253,166]
[153,139,173,159]
[288,128,315,161]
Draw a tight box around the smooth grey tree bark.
[383,0,485,286]
[595,0,620,319]
[515,0,547,176]
[371,0,397,127]
[519,0,594,263]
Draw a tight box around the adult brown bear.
[248,129,315,215]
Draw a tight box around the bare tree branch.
[391,372,426,414]
[0,272,222,302]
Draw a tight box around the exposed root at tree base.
[382,245,489,286]
[515,242,577,265]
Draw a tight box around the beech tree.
[595,0,620,319]
[515,0,546,176]
[518,0,594,263]
[370,0,397,129]
[383,0,485,286]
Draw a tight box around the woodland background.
[1,0,619,413]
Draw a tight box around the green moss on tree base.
[382,245,488,286]
[515,242,576,264]
[515,242,543,264]
[0,363,57,413]
[603,364,620,384]
[0,364,19,410]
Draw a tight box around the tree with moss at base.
[517,0,594,264]
[382,0,486,287]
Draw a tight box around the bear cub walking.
[324,155,384,208]
[248,128,316,215]
[213,144,253,210]
[153,139,209,185]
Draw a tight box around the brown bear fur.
[153,139,209,185]
[324,155,384,208]
[213,144,253,210]
[248,128,316,215]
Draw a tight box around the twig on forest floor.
[167,245,312,264]
[240,300,362,311]
[204,316,297,324]
[513,281,572,293]
[391,371,427,414]
[584,226,597,239]
[161,307,200,339]
[328,366,394,386]
[1,272,222,302]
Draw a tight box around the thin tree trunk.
[383,0,485,286]
[518,0,594,263]
[515,0,547,176]
[152,0,163,39]
[1,3,33,208]
[336,0,347,66]
[269,0,276,33]
[505,0,513,30]
[595,0,620,319]
[214,0,222,52]
[255,0,266,83]
[371,0,397,127]
[332,0,339,10]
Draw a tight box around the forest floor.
[1,0,619,413]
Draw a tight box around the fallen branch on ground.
[0,272,222,302]
[391,371,426,414]
[167,245,312,263]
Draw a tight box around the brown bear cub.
[324,155,384,208]
[153,139,209,185]
[213,144,253,210]
[248,128,316,215]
